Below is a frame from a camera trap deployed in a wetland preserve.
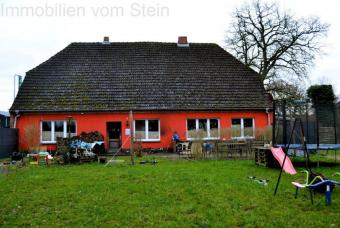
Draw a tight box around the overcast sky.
[1,0,339,111]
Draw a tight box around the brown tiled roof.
[10,42,272,113]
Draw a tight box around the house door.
[107,122,121,152]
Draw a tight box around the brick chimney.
[103,36,110,44]
[177,36,189,47]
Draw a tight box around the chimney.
[177,36,189,47]
[103,36,110,44]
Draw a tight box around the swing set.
[273,118,340,206]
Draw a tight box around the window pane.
[187,119,196,131]
[244,118,254,137]
[67,121,77,138]
[135,120,146,140]
[148,120,159,139]
[210,119,219,138]
[187,119,197,138]
[232,119,241,125]
[54,121,64,141]
[42,121,52,142]
[232,119,241,137]
[198,119,207,138]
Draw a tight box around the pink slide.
[271,147,297,175]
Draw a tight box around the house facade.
[10,37,272,152]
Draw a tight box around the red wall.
[15,111,272,151]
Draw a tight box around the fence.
[0,128,18,158]
[273,100,337,145]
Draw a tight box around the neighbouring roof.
[10,42,272,113]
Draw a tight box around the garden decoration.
[247,176,270,185]
[27,152,53,165]
[273,118,339,205]
[0,162,9,175]
[139,160,158,165]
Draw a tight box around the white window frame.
[40,120,77,144]
[186,118,220,140]
[231,118,255,139]
[133,119,160,142]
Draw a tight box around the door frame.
[106,122,122,150]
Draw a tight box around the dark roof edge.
[25,43,73,75]
[9,107,273,114]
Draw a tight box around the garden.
[0,158,339,227]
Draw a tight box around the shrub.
[307,85,335,105]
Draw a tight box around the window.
[231,118,254,138]
[67,121,77,138]
[187,119,220,140]
[134,120,160,141]
[41,120,77,143]
[243,118,254,137]
[148,120,159,140]
[135,120,146,140]
[42,121,52,142]
[54,121,64,140]
[210,119,219,138]
[198,119,207,138]
[232,119,241,138]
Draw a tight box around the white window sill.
[135,139,161,142]
[231,137,255,140]
[41,141,56,144]
[187,137,220,141]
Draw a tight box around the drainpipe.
[13,110,20,128]
[266,108,270,127]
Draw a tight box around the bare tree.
[225,0,329,94]
[267,79,305,101]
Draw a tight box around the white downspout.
[13,111,20,128]
[266,108,270,127]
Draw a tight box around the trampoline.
[276,143,340,165]
[277,144,340,150]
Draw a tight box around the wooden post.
[67,116,73,139]
[282,100,287,145]
[333,103,337,144]
[315,103,320,149]
[272,100,276,145]
[305,100,309,143]
[129,110,134,165]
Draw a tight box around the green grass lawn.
[0,158,339,227]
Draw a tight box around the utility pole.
[272,101,276,145]
[129,110,134,165]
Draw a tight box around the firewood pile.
[55,131,105,164]
[72,131,104,143]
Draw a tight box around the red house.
[10,37,272,152]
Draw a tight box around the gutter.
[9,107,272,114]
